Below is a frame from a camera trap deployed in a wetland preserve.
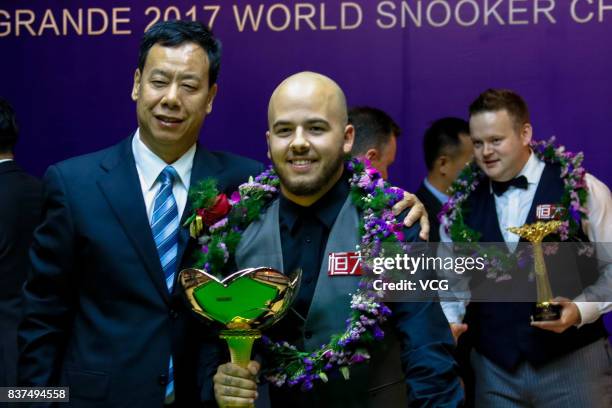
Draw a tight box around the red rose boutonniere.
[197,193,231,226]
[184,179,235,238]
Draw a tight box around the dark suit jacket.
[0,161,42,387]
[415,182,443,243]
[17,137,262,407]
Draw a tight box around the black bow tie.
[491,175,528,196]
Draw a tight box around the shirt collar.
[517,150,544,184]
[279,171,350,232]
[131,128,196,191]
[423,178,449,204]
[0,158,14,164]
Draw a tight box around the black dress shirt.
[266,173,350,344]
[279,173,350,316]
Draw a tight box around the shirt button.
[159,374,168,386]
[169,309,179,320]
[304,331,313,339]
[305,237,312,243]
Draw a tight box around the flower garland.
[438,137,589,280]
[185,158,406,391]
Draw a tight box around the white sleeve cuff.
[572,298,601,327]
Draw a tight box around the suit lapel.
[96,138,172,304]
[176,144,223,268]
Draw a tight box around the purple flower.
[380,305,392,316]
[230,191,241,204]
[350,353,367,364]
[373,325,384,340]
[301,380,314,391]
[358,174,372,188]
[209,218,228,232]
[569,207,581,224]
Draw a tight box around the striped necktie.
[151,166,179,293]
[150,165,179,403]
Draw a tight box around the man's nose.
[161,83,180,109]
[290,127,310,153]
[482,142,493,156]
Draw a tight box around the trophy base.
[531,302,562,322]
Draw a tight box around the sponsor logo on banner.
[328,251,362,276]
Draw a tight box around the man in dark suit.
[0,98,42,388]
[349,107,431,239]
[348,106,400,181]
[17,21,262,406]
[211,72,463,408]
[416,117,472,243]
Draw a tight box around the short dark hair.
[423,117,470,171]
[138,20,222,87]
[469,89,530,130]
[0,98,18,153]
[349,106,401,156]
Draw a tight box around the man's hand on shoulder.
[392,191,430,241]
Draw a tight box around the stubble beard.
[274,152,345,197]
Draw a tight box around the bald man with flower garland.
[207,72,463,408]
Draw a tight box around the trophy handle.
[220,329,261,368]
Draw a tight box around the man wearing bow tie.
[440,89,612,407]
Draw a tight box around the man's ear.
[266,130,271,160]
[521,123,533,146]
[437,155,449,176]
[365,148,378,162]
[343,124,355,155]
[206,83,218,114]
[131,69,141,102]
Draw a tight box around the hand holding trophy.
[507,205,563,321]
[180,176,300,405]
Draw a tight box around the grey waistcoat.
[236,197,407,407]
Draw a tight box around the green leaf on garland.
[188,178,219,209]
[318,372,328,383]
[340,366,350,380]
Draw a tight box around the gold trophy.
[508,220,562,321]
[179,267,301,367]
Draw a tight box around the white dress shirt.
[131,129,196,222]
[440,151,612,327]
[494,152,545,245]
